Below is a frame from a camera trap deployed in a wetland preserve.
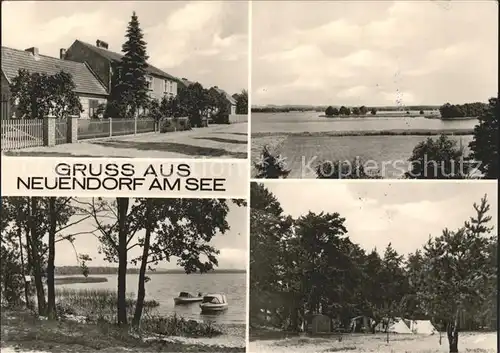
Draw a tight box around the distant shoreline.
[318,114,426,118]
[253,129,474,138]
[55,267,246,276]
[54,276,108,285]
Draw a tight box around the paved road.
[4,123,248,159]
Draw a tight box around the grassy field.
[249,332,496,353]
[252,134,474,179]
[0,308,243,353]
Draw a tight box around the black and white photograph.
[251,1,498,179]
[250,181,497,353]
[1,197,247,352]
[1,1,248,159]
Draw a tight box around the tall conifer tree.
[120,11,149,117]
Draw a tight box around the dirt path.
[249,332,497,353]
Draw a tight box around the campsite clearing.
[249,332,497,353]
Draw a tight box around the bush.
[254,146,291,179]
[325,106,334,116]
[405,135,470,179]
[0,244,29,306]
[141,314,223,337]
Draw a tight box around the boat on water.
[199,293,228,313]
[173,291,203,305]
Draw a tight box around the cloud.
[252,1,498,106]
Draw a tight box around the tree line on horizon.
[250,183,497,353]
[54,266,245,275]
[251,105,441,114]
[1,196,245,328]
[439,102,489,119]
[254,97,498,179]
[8,11,247,127]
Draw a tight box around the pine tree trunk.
[46,197,57,320]
[116,198,129,325]
[28,197,46,316]
[17,225,30,308]
[447,314,459,353]
[132,200,152,327]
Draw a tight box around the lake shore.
[253,128,474,138]
[54,277,108,285]
[0,308,245,353]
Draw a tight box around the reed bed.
[55,288,222,337]
[55,288,159,321]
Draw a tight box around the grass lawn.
[249,330,496,353]
[0,308,244,353]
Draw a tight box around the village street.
[3,123,248,159]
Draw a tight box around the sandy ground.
[249,332,497,353]
[4,123,248,159]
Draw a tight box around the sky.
[1,1,248,95]
[53,198,247,270]
[252,1,498,106]
[259,181,498,257]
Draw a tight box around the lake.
[251,111,479,134]
[56,273,246,326]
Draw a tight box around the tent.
[388,319,413,334]
[409,320,437,335]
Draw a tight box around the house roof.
[1,46,108,96]
[212,86,236,105]
[74,40,178,81]
[179,77,196,87]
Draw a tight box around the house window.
[89,99,99,118]
[164,80,169,93]
[146,76,153,90]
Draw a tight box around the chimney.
[96,39,109,49]
[25,47,39,56]
[59,48,66,59]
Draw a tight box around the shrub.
[140,313,223,337]
[405,135,471,179]
[254,146,291,179]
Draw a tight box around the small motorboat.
[174,291,203,305]
[199,293,228,313]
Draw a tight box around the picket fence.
[1,116,158,151]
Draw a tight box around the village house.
[209,86,237,115]
[1,46,108,119]
[63,39,179,103]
